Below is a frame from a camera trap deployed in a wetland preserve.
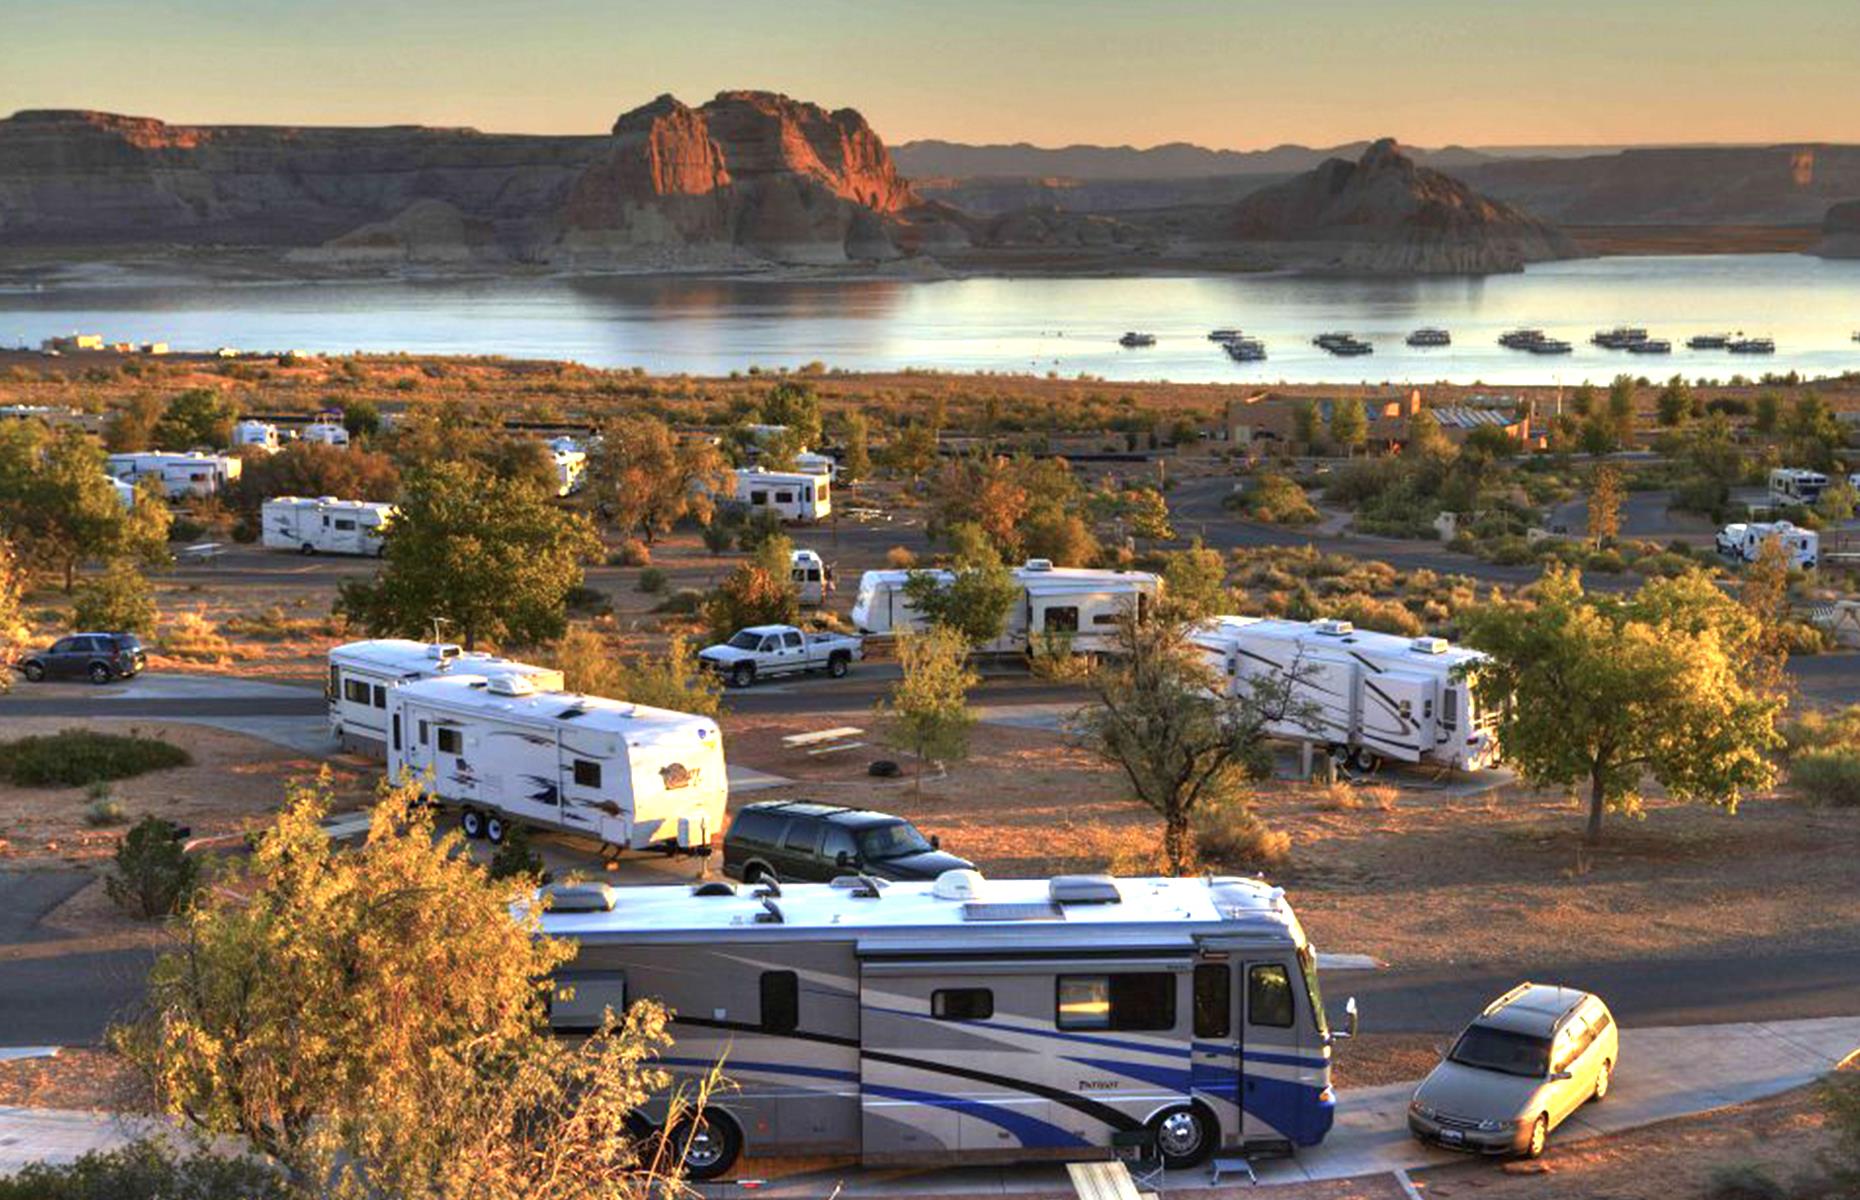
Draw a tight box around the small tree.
[882,422,938,479]
[1816,481,1859,524]
[840,411,872,484]
[1587,464,1623,543]
[1655,378,1692,427]
[1161,539,1227,619]
[1753,392,1780,435]
[703,564,798,641]
[760,381,823,450]
[1463,567,1783,843]
[153,388,237,449]
[1403,407,1454,460]
[880,625,978,789]
[1327,398,1367,456]
[901,524,1018,648]
[73,559,157,633]
[105,816,198,918]
[1291,400,1321,449]
[587,416,729,545]
[0,539,23,695]
[1607,375,1638,447]
[543,625,723,717]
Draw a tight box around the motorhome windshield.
[859,822,933,861]
[727,631,764,650]
[1298,944,1328,1037]
[1448,1025,1551,1078]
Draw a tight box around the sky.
[5,0,1858,149]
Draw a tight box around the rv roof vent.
[754,897,785,924]
[1023,558,1055,572]
[829,874,886,898]
[1312,619,1355,637]
[1049,874,1122,905]
[542,882,618,913]
[1410,636,1449,655]
[932,868,985,901]
[318,495,338,503]
[426,643,462,661]
[963,900,1062,922]
[691,881,738,897]
[486,675,537,697]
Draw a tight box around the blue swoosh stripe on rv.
[869,1004,1332,1070]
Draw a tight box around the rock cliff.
[1222,139,1577,273]
[1813,199,1860,258]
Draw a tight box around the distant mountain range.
[893,139,1499,181]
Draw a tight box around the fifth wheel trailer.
[104,451,242,499]
[387,673,727,855]
[538,871,1349,1179]
[852,560,1161,655]
[1189,617,1499,772]
[326,639,565,757]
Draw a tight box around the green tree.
[338,460,601,650]
[1291,400,1321,449]
[760,381,823,450]
[1752,392,1781,435]
[1567,384,1596,418]
[702,563,799,641]
[153,388,237,449]
[1587,464,1623,543]
[929,455,1031,557]
[902,524,1019,647]
[1403,407,1454,460]
[1817,481,1859,523]
[341,397,381,441]
[1463,567,1783,843]
[112,776,678,1200]
[0,423,146,591]
[882,422,938,479]
[0,539,22,694]
[1606,375,1638,447]
[1161,539,1228,619]
[541,626,723,717]
[1327,398,1367,456]
[840,411,872,484]
[1020,509,1101,567]
[232,442,400,510]
[1124,487,1175,544]
[1078,612,1312,874]
[104,394,165,453]
[73,559,157,633]
[1655,378,1692,427]
[1460,425,1519,460]
[880,625,979,789]
[588,416,729,545]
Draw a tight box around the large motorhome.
[733,467,831,523]
[1716,520,1819,569]
[387,674,726,856]
[851,560,1161,655]
[1190,617,1499,772]
[326,639,564,757]
[261,496,396,556]
[104,451,242,499]
[538,871,1348,1179]
[1769,468,1829,507]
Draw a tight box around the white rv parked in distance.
[1769,467,1828,507]
[1716,520,1819,569]
[105,475,136,510]
[551,445,588,496]
[734,467,831,522]
[387,674,727,855]
[261,497,396,556]
[852,560,1161,655]
[231,420,280,453]
[791,548,833,605]
[302,420,350,449]
[326,639,564,757]
[104,451,243,499]
[1190,616,1499,772]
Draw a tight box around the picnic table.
[176,542,224,566]
[779,726,866,756]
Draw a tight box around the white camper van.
[302,420,350,449]
[387,674,727,855]
[734,468,831,522]
[104,451,242,499]
[1769,468,1828,507]
[326,639,564,757]
[231,420,280,453]
[852,560,1161,655]
[1716,520,1819,569]
[1190,617,1499,773]
[261,496,396,556]
[791,548,833,605]
[538,871,1350,1179]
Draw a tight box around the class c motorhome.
[387,674,727,856]
[851,561,1161,655]
[537,871,1348,1180]
[261,496,396,556]
[734,468,832,523]
[104,451,243,500]
[1769,468,1828,507]
[1189,617,1499,772]
[326,639,565,757]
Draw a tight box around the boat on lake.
[1627,338,1672,354]
[1406,328,1451,347]
[1224,337,1267,362]
[1592,326,1649,349]
[1687,332,1732,349]
[1728,337,1775,354]
[1119,331,1157,348]
[1208,328,1243,342]
[1526,338,1573,355]
[1498,328,1549,349]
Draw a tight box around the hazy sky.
[6,0,1857,148]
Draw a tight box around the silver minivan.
[1407,983,1617,1158]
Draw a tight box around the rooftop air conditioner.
[426,643,462,660]
[486,675,537,697]
[932,868,985,900]
[1410,636,1449,654]
[1313,618,1355,636]
[1023,558,1055,572]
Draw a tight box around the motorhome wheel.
[672,1111,741,1180]
[1152,1104,1216,1168]
[460,809,485,840]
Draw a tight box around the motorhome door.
[1188,957,1242,1150]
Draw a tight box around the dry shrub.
[1315,782,1398,812]
[1193,795,1291,870]
[885,546,917,569]
[159,611,233,661]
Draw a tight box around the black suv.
[18,633,147,684]
[722,800,973,884]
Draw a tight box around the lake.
[4,253,1859,385]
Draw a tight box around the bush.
[1192,795,1291,870]
[0,1140,287,1200]
[611,538,651,567]
[106,815,199,917]
[84,782,128,826]
[1230,472,1320,525]
[0,729,190,787]
[160,611,232,661]
[700,521,736,554]
[1585,549,1626,574]
[885,545,918,569]
[653,587,704,615]
[636,566,669,594]
[563,584,611,617]
[487,822,544,881]
[73,561,156,633]
[1789,748,1860,807]
[735,509,786,555]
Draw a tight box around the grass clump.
[1192,794,1291,870]
[0,729,190,788]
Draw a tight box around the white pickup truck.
[698,624,864,688]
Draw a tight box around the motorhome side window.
[572,760,601,789]
[1045,606,1080,633]
[1056,973,1175,1031]
[1442,687,1458,727]
[418,720,429,745]
[751,490,768,505]
[760,970,799,1034]
[1248,963,1295,1028]
[437,727,463,755]
[373,685,386,709]
[344,679,371,704]
[775,490,794,504]
[1193,962,1231,1038]
[932,988,994,1021]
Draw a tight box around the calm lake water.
[5,254,1859,385]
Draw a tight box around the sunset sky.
[7,0,1857,149]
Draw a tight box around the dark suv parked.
[17,633,146,684]
[723,800,973,884]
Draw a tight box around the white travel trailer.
[537,871,1350,1180]
[1716,520,1819,569]
[1769,468,1828,507]
[794,449,838,478]
[104,451,242,499]
[791,548,833,605]
[231,420,281,453]
[734,467,832,522]
[261,496,396,556]
[1190,617,1499,772]
[387,674,727,855]
[105,475,136,510]
[852,560,1161,655]
[326,639,564,757]
[302,420,350,449]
